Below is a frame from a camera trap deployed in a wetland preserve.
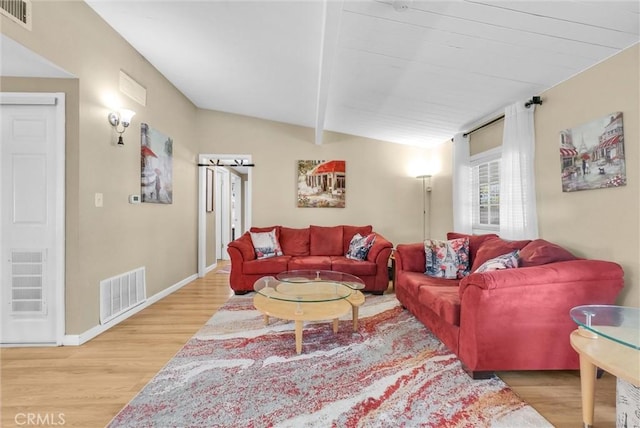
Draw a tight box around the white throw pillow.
[249,230,283,259]
[474,250,520,273]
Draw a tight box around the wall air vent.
[100,267,146,325]
[0,0,32,30]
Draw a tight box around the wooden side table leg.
[579,354,596,428]
[295,320,303,354]
[332,318,339,333]
[263,314,269,325]
[352,306,359,331]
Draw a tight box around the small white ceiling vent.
[1,0,32,30]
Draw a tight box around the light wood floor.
[1,265,616,428]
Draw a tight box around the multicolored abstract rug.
[108,294,553,427]
[214,264,231,274]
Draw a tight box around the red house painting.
[297,160,346,208]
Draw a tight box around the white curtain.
[499,101,539,240]
[452,132,472,234]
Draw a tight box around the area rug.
[215,264,231,274]
[108,294,553,427]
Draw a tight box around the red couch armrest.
[395,242,425,273]
[456,259,624,372]
[366,233,393,263]
[227,232,256,261]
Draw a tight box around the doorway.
[197,154,252,277]
[0,93,66,345]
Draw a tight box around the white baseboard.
[62,273,199,346]
[205,262,218,274]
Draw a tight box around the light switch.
[95,193,103,207]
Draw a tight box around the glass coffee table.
[569,305,640,428]
[253,270,365,354]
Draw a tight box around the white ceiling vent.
[1,0,32,30]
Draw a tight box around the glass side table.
[569,305,640,428]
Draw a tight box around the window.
[471,148,501,233]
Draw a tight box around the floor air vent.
[1,0,32,30]
[100,267,146,325]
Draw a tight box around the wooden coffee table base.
[254,291,365,354]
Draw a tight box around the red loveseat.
[227,225,393,295]
[394,233,624,378]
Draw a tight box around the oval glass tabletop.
[570,305,640,350]
[253,270,364,303]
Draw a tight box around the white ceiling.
[84,1,639,147]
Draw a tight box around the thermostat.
[129,194,141,204]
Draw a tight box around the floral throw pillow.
[424,237,470,279]
[474,250,520,273]
[249,229,283,259]
[346,233,376,261]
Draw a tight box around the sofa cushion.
[447,232,499,264]
[342,225,373,253]
[519,239,577,267]
[474,250,520,273]
[243,256,290,275]
[249,229,283,259]
[402,271,460,289]
[470,237,531,272]
[418,285,461,326]
[331,256,377,276]
[288,256,331,271]
[424,237,470,279]
[310,225,344,256]
[279,227,310,256]
[346,233,376,261]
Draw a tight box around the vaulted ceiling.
[86,0,639,148]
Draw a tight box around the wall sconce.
[108,109,136,145]
[416,174,432,240]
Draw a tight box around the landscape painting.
[559,112,625,192]
[297,160,346,208]
[141,123,173,203]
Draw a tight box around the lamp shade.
[119,109,135,126]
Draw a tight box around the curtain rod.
[462,96,543,138]
[462,115,505,138]
[197,159,255,167]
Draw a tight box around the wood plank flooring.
[1,265,616,427]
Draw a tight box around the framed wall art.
[297,160,346,208]
[140,123,173,204]
[559,112,625,192]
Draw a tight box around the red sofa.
[394,233,624,378]
[227,225,393,295]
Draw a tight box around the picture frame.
[297,160,346,208]
[140,123,173,203]
[559,112,626,192]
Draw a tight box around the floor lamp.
[416,175,432,240]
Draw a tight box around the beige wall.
[194,110,433,246]
[430,44,640,307]
[536,45,639,307]
[469,119,504,156]
[2,2,200,334]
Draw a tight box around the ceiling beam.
[314,0,344,145]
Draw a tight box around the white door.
[1,95,65,345]
[231,173,242,240]
[215,168,231,261]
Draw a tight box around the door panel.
[1,103,58,344]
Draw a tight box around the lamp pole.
[416,175,432,240]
